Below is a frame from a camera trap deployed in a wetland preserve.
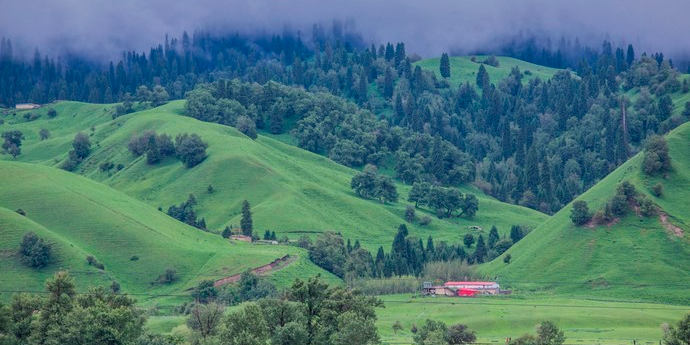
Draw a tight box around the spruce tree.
[488,226,499,250]
[240,200,253,236]
[474,234,487,263]
[440,53,451,78]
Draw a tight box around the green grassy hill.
[480,120,690,303]
[0,159,335,303]
[1,101,548,253]
[416,55,565,88]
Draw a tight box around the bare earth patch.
[659,213,684,237]
[213,254,297,287]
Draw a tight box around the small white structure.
[15,103,40,110]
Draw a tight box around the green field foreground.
[376,295,688,345]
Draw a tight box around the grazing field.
[376,294,688,345]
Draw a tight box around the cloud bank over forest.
[1,0,688,60]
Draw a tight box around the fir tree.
[240,200,253,236]
[440,53,451,78]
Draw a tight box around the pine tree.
[474,234,487,263]
[240,200,253,236]
[440,53,451,78]
[476,64,489,89]
[488,226,499,250]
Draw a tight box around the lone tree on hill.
[570,200,591,226]
[19,232,53,268]
[1,130,24,158]
[440,53,451,78]
[71,132,91,160]
[241,200,253,236]
[643,135,672,176]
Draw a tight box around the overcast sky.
[1,0,689,61]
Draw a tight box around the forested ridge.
[2,28,688,214]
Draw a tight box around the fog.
[1,0,689,60]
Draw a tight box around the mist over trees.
[1,27,686,214]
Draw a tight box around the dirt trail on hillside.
[659,213,684,237]
[213,254,296,287]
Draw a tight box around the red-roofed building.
[444,281,500,295]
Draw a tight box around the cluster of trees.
[306,224,527,281]
[643,135,672,176]
[350,165,398,203]
[61,131,92,171]
[167,194,207,230]
[128,130,176,164]
[408,182,478,218]
[570,180,658,226]
[18,232,53,268]
[0,271,148,345]
[412,319,476,345]
[128,131,208,168]
[184,275,382,345]
[1,130,23,158]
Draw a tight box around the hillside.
[0,101,548,253]
[0,159,335,302]
[416,55,565,88]
[480,121,690,303]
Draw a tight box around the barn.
[444,281,500,295]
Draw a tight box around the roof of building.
[444,281,498,286]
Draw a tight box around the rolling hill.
[0,159,335,303]
[480,120,690,303]
[0,101,548,253]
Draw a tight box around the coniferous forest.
[3,27,686,214]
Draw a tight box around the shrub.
[47,108,58,118]
[157,268,178,284]
[19,232,53,268]
[15,208,26,216]
[419,216,432,226]
[110,281,121,293]
[651,182,664,197]
[130,255,139,261]
[503,254,512,263]
[39,128,50,140]
[405,205,416,223]
[642,135,672,175]
[99,161,115,172]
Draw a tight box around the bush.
[157,268,178,284]
[419,216,432,226]
[99,161,115,172]
[405,205,416,223]
[47,108,58,118]
[651,182,664,197]
[19,232,53,268]
[642,135,672,175]
[503,254,512,263]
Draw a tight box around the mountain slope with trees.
[480,120,690,304]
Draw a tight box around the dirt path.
[213,254,296,287]
[659,213,684,237]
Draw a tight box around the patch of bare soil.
[659,213,684,237]
[213,254,297,287]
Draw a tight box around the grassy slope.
[480,120,690,303]
[1,101,548,253]
[0,159,336,303]
[376,295,688,344]
[416,55,565,89]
